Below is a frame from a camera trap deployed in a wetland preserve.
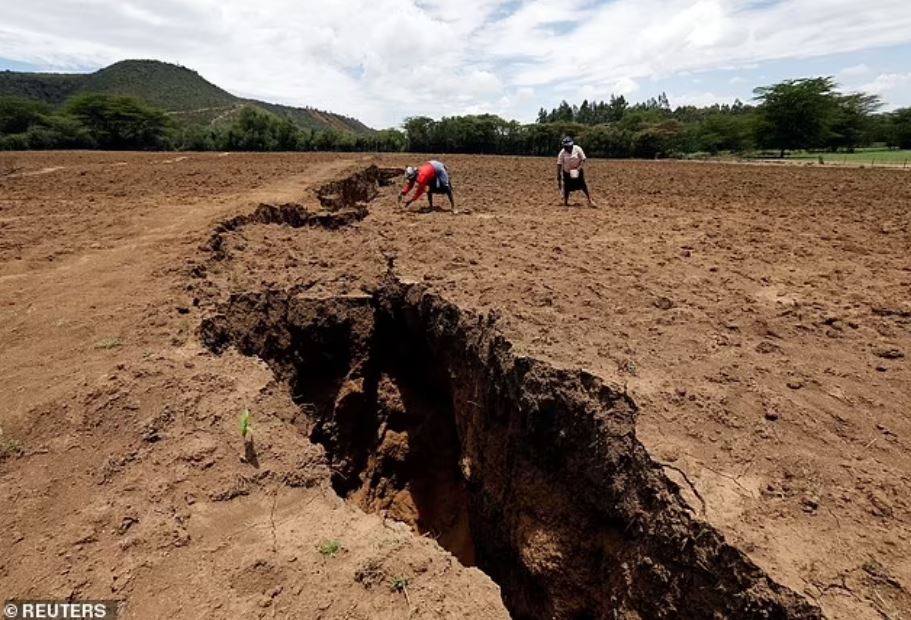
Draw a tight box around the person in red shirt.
[398,160,456,212]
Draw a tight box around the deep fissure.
[204,165,402,260]
[200,281,823,620]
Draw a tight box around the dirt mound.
[200,279,822,620]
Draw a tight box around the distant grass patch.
[709,148,911,167]
[94,336,123,350]
[788,148,911,166]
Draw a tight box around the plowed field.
[1,151,909,619]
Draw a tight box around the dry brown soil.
[1,151,909,619]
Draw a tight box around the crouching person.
[399,160,456,213]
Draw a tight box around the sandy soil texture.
[1,151,909,619]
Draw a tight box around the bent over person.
[399,160,456,213]
[557,136,596,207]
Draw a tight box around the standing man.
[399,160,457,213]
[557,136,596,207]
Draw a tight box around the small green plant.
[240,409,253,439]
[389,576,409,593]
[94,337,122,350]
[318,540,342,557]
[0,426,21,459]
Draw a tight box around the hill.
[0,59,372,133]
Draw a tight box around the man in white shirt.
[557,136,596,207]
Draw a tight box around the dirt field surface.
[1,151,909,619]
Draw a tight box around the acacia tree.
[0,97,52,134]
[753,77,838,156]
[828,93,882,152]
[65,93,172,149]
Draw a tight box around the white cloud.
[480,0,911,88]
[1,0,911,125]
[613,77,640,96]
[859,72,911,94]
[854,72,911,110]
[839,63,871,78]
[669,91,725,108]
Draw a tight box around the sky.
[1,0,910,128]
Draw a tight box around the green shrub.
[65,93,172,150]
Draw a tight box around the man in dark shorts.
[398,160,456,213]
[557,136,596,207]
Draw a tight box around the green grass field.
[787,148,911,166]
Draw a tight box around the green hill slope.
[0,59,372,133]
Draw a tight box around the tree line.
[408,78,910,157]
[2,77,910,156]
[0,94,406,152]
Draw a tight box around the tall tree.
[65,93,172,150]
[577,100,592,124]
[607,95,628,122]
[885,107,911,149]
[224,106,280,151]
[827,93,882,152]
[402,116,435,151]
[753,77,838,156]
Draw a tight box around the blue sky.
[646,44,911,109]
[2,0,910,128]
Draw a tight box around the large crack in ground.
[200,279,824,620]
[204,165,402,260]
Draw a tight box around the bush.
[0,132,29,150]
[691,113,757,154]
[24,126,61,149]
[0,97,54,134]
[579,125,633,158]
[45,115,96,148]
[275,118,302,151]
[633,120,686,158]
[355,129,406,152]
[177,125,224,151]
[224,107,279,151]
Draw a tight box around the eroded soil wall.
[201,280,822,620]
